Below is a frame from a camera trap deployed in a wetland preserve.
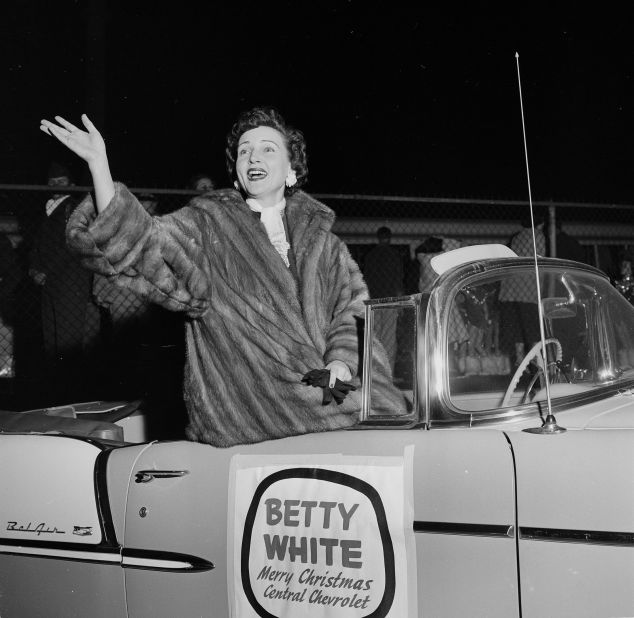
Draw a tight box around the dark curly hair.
[225,106,308,196]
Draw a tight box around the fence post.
[548,205,556,258]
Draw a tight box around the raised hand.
[40,114,106,165]
[40,113,114,212]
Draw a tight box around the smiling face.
[235,126,292,207]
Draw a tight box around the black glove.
[301,368,357,405]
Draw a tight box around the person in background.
[41,107,405,447]
[415,235,467,340]
[498,217,546,365]
[362,226,404,372]
[0,231,20,378]
[363,226,404,298]
[28,161,99,402]
[188,173,216,193]
[415,235,444,293]
[552,218,585,263]
[415,235,458,293]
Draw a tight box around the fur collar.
[189,189,336,231]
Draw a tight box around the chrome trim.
[0,543,215,571]
[360,303,374,422]
[420,294,432,428]
[360,298,420,425]
[520,527,634,547]
[122,548,214,572]
[414,521,515,538]
[134,470,189,483]
[428,379,634,429]
[365,295,415,306]
[350,419,421,429]
[0,542,120,565]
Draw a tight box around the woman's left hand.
[325,360,352,387]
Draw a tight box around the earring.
[233,180,240,190]
[285,170,297,188]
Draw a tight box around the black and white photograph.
[1,3,634,616]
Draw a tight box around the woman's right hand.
[40,114,106,166]
[40,114,115,212]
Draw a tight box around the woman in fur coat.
[39,107,405,447]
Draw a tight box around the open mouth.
[247,168,267,181]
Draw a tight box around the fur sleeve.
[323,240,369,375]
[67,182,210,317]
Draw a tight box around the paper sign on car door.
[228,453,416,617]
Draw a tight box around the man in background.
[0,231,20,379]
[29,161,98,402]
[553,218,585,263]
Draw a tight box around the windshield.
[446,267,634,413]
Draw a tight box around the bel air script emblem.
[6,521,65,536]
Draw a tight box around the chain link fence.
[1,184,633,413]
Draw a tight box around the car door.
[409,429,520,617]
[120,440,225,618]
[120,428,519,618]
[508,429,634,618]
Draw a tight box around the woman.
[40,107,403,447]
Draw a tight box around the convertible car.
[1,245,633,617]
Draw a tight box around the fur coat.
[67,184,404,446]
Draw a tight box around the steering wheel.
[500,338,562,408]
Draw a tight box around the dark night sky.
[3,2,634,202]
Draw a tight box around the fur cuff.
[66,182,152,275]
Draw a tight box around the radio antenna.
[515,52,565,434]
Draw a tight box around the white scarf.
[246,197,290,267]
[45,194,69,217]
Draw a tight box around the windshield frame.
[425,257,634,428]
[359,295,423,427]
